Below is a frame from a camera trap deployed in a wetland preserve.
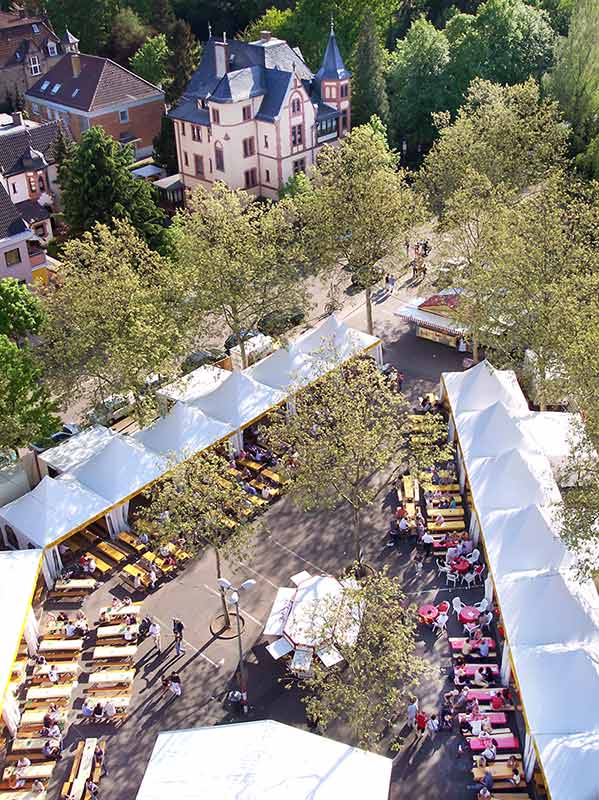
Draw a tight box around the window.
[34,222,46,237]
[5,248,22,267]
[11,183,16,195]
[242,137,255,158]
[244,168,258,189]
[194,154,204,176]
[342,110,349,131]
[4,525,18,549]
[183,151,189,167]
[293,158,305,176]
[32,23,40,33]
[119,108,129,123]
[212,108,220,125]
[51,83,61,94]
[72,88,79,98]
[191,125,202,142]
[291,124,303,147]
[29,55,41,76]
[264,134,269,149]
[242,105,252,121]
[48,42,57,57]
[325,85,336,100]
[38,174,45,191]
[31,102,40,115]
[40,80,50,92]
[265,169,270,183]
[291,97,301,113]
[215,143,224,171]
[28,174,36,194]
[340,83,349,98]
[180,122,186,136]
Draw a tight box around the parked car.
[29,423,82,455]
[224,330,260,354]
[257,307,306,337]
[86,393,135,426]
[181,348,227,375]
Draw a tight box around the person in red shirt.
[395,505,408,520]
[415,710,428,736]
[490,690,505,710]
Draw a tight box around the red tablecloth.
[459,606,480,623]
[418,604,439,624]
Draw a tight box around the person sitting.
[510,767,522,785]
[75,617,88,634]
[123,625,135,641]
[65,621,77,637]
[242,481,259,496]
[480,740,497,763]
[438,498,449,509]
[103,699,116,718]
[449,496,458,508]
[454,665,468,687]
[80,701,92,719]
[398,517,409,535]
[479,639,490,658]
[47,664,60,684]
[481,666,495,683]
[86,778,99,799]
[138,531,149,545]
[472,667,489,687]
[462,538,474,555]
[479,611,493,629]
[490,690,505,710]
[45,722,62,740]
[42,739,61,759]
[86,558,96,575]
[31,779,45,794]
[462,639,473,657]
[93,703,104,722]
[435,514,445,526]
[446,545,459,563]
[78,555,89,570]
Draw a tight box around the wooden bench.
[84,552,112,575]
[94,541,127,564]
[117,531,147,554]
[61,739,84,799]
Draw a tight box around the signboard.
[417,325,458,348]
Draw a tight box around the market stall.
[396,289,466,349]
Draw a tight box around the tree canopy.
[130,33,171,88]
[351,13,389,127]
[0,278,44,341]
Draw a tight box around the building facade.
[25,36,164,159]
[169,27,351,200]
[0,181,49,284]
[0,10,62,104]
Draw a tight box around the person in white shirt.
[47,665,59,684]
[399,517,409,535]
[426,714,439,737]
[406,697,418,728]
[149,621,161,651]
[123,625,135,641]
[422,530,434,556]
[103,700,116,718]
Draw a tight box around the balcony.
[28,245,47,267]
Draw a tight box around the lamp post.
[217,577,256,714]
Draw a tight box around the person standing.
[173,618,185,656]
[422,530,434,557]
[415,709,428,737]
[149,620,161,652]
[426,714,439,739]
[407,697,419,729]
[169,671,182,698]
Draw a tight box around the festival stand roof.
[455,401,540,461]
[442,359,529,415]
[135,721,393,800]
[293,314,380,360]
[157,364,230,406]
[190,369,286,430]
[245,346,319,393]
[0,549,43,715]
[38,425,115,474]
[0,474,111,549]
[134,402,234,464]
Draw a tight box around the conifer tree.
[167,20,201,104]
[351,13,389,127]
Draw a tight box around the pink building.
[169,25,351,200]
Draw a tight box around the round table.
[418,604,439,624]
[459,606,480,624]
[451,557,471,574]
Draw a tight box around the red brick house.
[0,10,62,103]
[24,40,164,159]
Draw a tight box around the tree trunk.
[352,506,362,566]
[472,335,479,363]
[239,337,248,370]
[214,548,231,628]
[365,286,373,335]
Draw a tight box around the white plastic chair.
[432,613,448,635]
[462,571,476,590]
[464,622,479,636]
[474,598,488,613]
[436,560,451,578]
[468,548,481,564]
[452,596,464,617]
[474,564,486,585]
[446,571,458,588]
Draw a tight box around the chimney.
[71,53,80,79]
[260,30,271,43]
[11,112,23,126]
[214,33,228,78]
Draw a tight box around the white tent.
[481,505,573,576]
[294,315,382,363]
[495,571,599,648]
[456,401,540,461]
[157,365,230,407]
[0,474,111,550]
[518,411,589,486]
[535,732,599,800]
[0,460,30,506]
[134,402,234,464]
[71,435,168,507]
[135,721,392,800]
[284,575,360,651]
[0,549,43,730]
[191,369,285,430]
[245,346,320,393]
[468,448,561,514]
[442,359,529,416]
[38,425,115,475]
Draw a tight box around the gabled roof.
[191,369,285,430]
[0,183,28,240]
[456,401,540,461]
[442,359,529,415]
[315,29,351,82]
[0,121,64,176]
[62,28,79,45]
[26,54,163,112]
[210,65,265,103]
[0,14,59,69]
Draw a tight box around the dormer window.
[29,56,41,76]
[72,88,79,98]
[48,42,57,57]
[291,98,301,114]
[51,83,61,94]
[32,23,40,33]
[40,80,50,91]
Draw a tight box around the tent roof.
[191,369,285,429]
[456,401,539,461]
[135,721,392,800]
[535,732,599,800]
[0,474,111,548]
[245,346,319,392]
[518,411,588,485]
[284,575,356,650]
[134,402,233,464]
[293,315,380,362]
[482,505,573,576]
[157,365,230,405]
[468,448,561,513]
[38,425,115,473]
[0,549,42,714]
[443,360,528,416]
[71,436,168,505]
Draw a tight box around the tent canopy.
[535,732,599,800]
[518,411,589,486]
[191,369,285,430]
[71,436,168,505]
[456,402,540,461]
[0,549,42,713]
[245,346,319,393]
[134,402,233,464]
[284,575,359,650]
[38,425,115,474]
[294,314,380,361]
[157,365,230,406]
[443,360,528,416]
[0,474,111,549]
[135,721,392,800]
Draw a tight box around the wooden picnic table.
[97,623,139,640]
[0,791,47,799]
[33,662,78,678]
[19,707,66,727]
[99,603,142,620]
[426,506,464,518]
[118,531,147,553]
[422,482,460,493]
[88,669,135,686]
[473,763,521,781]
[92,645,137,661]
[69,737,96,800]
[165,542,192,560]
[53,578,96,592]
[26,683,76,701]
[11,737,57,753]
[429,520,466,532]
[79,530,98,545]
[95,541,127,563]
[90,695,131,711]
[39,639,83,653]
[141,551,173,571]
[3,763,54,780]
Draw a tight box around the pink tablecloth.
[418,604,439,624]
[459,606,480,623]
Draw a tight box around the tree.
[45,0,119,55]
[417,79,568,218]
[152,115,178,174]
[172,183,307,368]
[150,0,176,34]
[130,33,170,87]
[109,7,150,65]
[301,569,429,748]
[387,17,450,148]
[265,356,451,567]
[240,8,297,43]
[51,122,72,167]
[310,120,423,335]
[40,221,192,416]
[0,336,59,452]
[166,19,201,104]
[546,0,599,153]
[59,126,166,250]
[351,13,389,127]
[136,449,259,628]
[0,278,44,341]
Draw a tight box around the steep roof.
[0,15,59,69]
[0,120,64,176]
[315,29,351,82]
[0,183,28,240]
[26,54,163,112]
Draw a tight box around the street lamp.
[217,577,256,714]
